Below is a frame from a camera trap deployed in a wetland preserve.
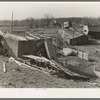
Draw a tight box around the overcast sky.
[0,2,100,20]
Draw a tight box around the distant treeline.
[0,17,100,29]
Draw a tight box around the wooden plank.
[44,40,51,59]
[3,62,6,73]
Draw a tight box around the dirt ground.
[0,55,99,88]
[73,44,100,68]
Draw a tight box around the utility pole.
[11,11,13,34]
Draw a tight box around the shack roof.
[8,34,40,41]
[0,31,40,41]
[0,30,54,42]
[63,28,85,39]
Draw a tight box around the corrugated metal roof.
[0,30,54,41]
[6,34,28,41]
[0,31,40,41]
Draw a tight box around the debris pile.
[8,56,88,80]
[0,28,100,84]
[58,47,89,61]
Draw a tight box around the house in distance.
[63,21,72,29]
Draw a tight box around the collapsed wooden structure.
[22,55,88,79]
[0,31,57,61]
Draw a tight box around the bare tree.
[44,13,54,27]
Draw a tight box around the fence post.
[3,62,6,73]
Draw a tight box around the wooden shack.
[63,21,72,29]
[0,31,57,60]
[83,25,100,38]
[59,28,89,46]
[2,33,38,58]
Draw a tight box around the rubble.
[59,48,77,56]
[58,47,89,61]
[22,55,89,79]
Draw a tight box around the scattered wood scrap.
[22,55,88,79]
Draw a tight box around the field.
[0,26,28,33]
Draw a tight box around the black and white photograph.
[0,1,100,90]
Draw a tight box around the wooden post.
[44,39,50,59]
[3,62,6,73]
